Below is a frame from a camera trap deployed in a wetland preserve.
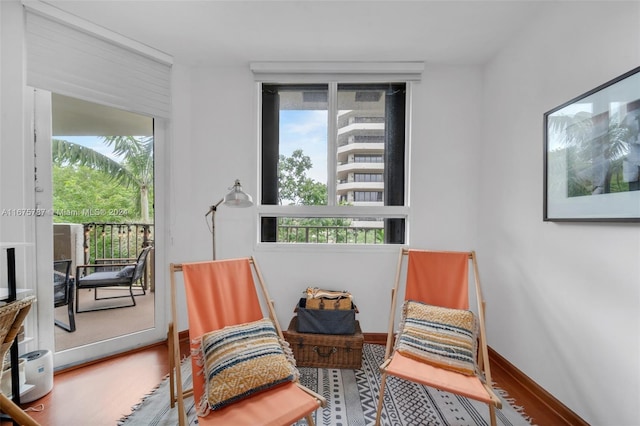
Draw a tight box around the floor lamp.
[205,179,253,259]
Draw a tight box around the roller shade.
[250,61,424,83]
[25,7,172,119]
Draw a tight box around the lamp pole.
[205,180,253,260]
[207,199,224,259]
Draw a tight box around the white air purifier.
[22,350,53,403]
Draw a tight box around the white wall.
[0,0,31,245]
[479,2,640,425]
[0,1,41,356]
[167,65,484,332]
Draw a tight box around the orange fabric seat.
[384,353,493,404]
[169,258,325,426]
[205,382,322,426]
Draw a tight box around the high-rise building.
[336,96,385,207]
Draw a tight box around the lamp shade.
[223,179,253,207]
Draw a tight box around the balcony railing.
[81,222,155,290]
[82,222,153,263]
[278,224,384,244]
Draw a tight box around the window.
[354,154,383,163]
[255,62,422,245]
[354,173,383,182]
[354,191,384,202]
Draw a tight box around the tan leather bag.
[305,287,352,310]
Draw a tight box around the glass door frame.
[31,88,167,369]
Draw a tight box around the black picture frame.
[543,66,640,222]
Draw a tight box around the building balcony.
[337,142,384,156]
[351,219,384,227]
[350,201,384,207]
[337,162,384,174]
[337,122,384,136]
[337,181,384,193]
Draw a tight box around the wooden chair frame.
[168,257,325,426]
[375,248,502,426]
[0,296,40,426]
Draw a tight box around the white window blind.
[24,4,172,119]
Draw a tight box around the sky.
[60,111,330,182]
[280,110,328,183]
[57,135,124,161]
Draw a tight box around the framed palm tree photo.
[544,66,640,222]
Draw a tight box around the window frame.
[252,62,422,248]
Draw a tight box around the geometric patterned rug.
[119,344,532,426]
[296,344,532,426]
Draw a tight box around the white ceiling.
[52,93,153,136]
[46,0,550,135]
[43,0,548,67]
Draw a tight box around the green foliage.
[277,217,384,244]
[276,150,385,244]
[549,115,632,196]
[52,139,125,178]
[278,149,327,205]
[52,165,142,223]
[83,225,150,263]
[103,136,154,190]
[52,136,154,222]
[608,177,630,193]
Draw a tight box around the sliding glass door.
[33,89,165,368]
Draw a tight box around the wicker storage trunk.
[284,317,363,369]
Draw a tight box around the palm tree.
[52,136,153,222]
[548,112,631,195]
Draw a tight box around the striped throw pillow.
[199,318,299,413]
[396,300,479,376]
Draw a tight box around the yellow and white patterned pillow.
[396,300,479,376]
[199,318,299,413]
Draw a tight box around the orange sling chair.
[375,249,502,426]
[168,257,325,426]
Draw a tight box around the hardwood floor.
[9,341,188,426]
[6,340,575,426]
